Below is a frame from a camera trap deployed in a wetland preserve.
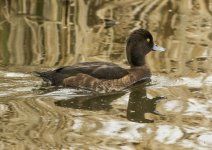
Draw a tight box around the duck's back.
[35,62,129,86]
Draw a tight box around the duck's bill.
[152,44,165,52]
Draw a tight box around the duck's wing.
[63,66,151,92]
[34,62,129,86]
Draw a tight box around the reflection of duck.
[55,92,125,111]
[35,29,165,92]
[127,85,164,123]
[54,84,164,123]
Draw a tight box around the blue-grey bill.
[152,44,165,52]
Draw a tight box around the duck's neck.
[130,56,146,68]
[126,41,148,67]
[127,50,146,67]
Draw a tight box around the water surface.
[0,0,212,149]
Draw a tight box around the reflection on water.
[0,0,212,149]
[127,86,164,123]
[54,84,164,123]
[55,92,125,111]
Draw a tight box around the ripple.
[42,88,92,100]
[0,104,9,115]
[3,72,31,78]
[163,100,182,112]
[97,120,146,142]
[151,74,212,89]
[185,98,212,119]
[155,125,183,144]
[180,126,212,150]
[198,132,212,147]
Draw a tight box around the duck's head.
[126,28,165,67]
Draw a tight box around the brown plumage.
[34,28,165,92]
[63,66,150,92]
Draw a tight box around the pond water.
[0,0,212,150]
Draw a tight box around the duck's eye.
[146,38,150,42]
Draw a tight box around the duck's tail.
[33,71,53,83]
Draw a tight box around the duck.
[34,28,165,92]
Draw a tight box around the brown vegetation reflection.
[0,0,212,150]
[0,0,212,74]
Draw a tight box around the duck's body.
[35,29,165,92]
[35,62,150,92]
[35,62,129,86]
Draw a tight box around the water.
[0,0,212,149]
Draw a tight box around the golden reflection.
[0,0,212,149]
[0,0,211,76]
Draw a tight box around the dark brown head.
[126,28,165,67]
